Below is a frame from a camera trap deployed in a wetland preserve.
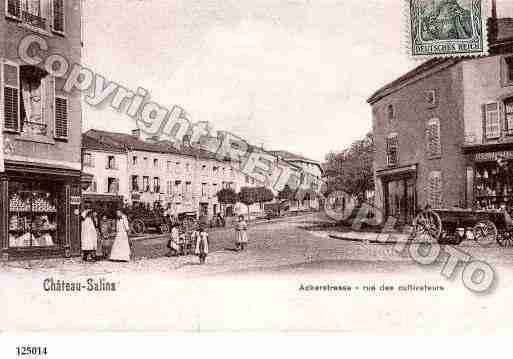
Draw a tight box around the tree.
[238,187,258,220]
[216,187,238,216]
[323,132,374,203]
[278,184,295,202]
[254,186,275,209]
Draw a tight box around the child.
[235,215,248,251]
[195,226,209,264]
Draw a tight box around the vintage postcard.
[1,0,513,337]
[408,0,490,58]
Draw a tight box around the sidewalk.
[329,231,412,244]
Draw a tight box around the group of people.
[167,214,249,264]
[81,206,250,265]
[81,208,131,262]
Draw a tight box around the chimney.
[131,129,141,139]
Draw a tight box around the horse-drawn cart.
[413,207,513,247]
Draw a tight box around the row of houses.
[0,0,324,260]
[369,17,513,224]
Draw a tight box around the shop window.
[8,180,59,248]
[386,134,398,166]
[504,98,513,135]
[483,102,500,139]
[83,152,94,167]
[426,118,441,158]
[427,171,442,208]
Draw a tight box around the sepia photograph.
[1,0,513,338]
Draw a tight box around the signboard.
[474,151,513,162]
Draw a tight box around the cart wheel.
[497,231,513,248]
[159,223,170,234]
[413,210,442,241]
[473,220,498,247]
[131,219,145,235]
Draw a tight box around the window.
[426,118,441,158]
[153,159,158,168]
[107,178,118,194]
[153,177,160,193]
[428,171,442,208]
[213,166,218,175]
[426,90,437,107]
[143,176,150,192]
[174,180,182,199]
[245,175,250,184]
[83,153,94,167]
[166,161,171,171]
[132,156,137,166]
[484,102,500,139]
[106,155,116,169]
[186,163,191,172]
[504,56,513,85]
[166,180,172,195]
[143,157,148,167]
[54,94,68,139]
[52,0,65,34]
[3,63,20,132]
[202,164,207,172]
[89,180,97,193]
[201,183,207,196]
[386,134,398,166]
[505,98,513,135]
[387,104,395,120]
[8,180,59,248]
[131,175,139,192]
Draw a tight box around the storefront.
[0,161,82,260]
[377,164,417,225]
[464,145,513,212]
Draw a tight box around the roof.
[83,129,226,161]
[367,18,513,104]
[268,150,320,165]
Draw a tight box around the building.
[82,129,265,219]
[1,0,83,259]
[368,18,513,224]
[268,150,324,210]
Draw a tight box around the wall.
[372,63,467,213]
[83,150,129,199]
[1,0,83,169]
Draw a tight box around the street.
[2,213,513,333]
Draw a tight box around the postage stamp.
[407,0,490,58]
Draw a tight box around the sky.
[82,0,513,162]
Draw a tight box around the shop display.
[475,160,513,212]
[8,189,58,248]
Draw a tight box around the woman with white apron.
[109,210,131,262]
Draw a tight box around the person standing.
[167,224,181,256]
[109,210,131,262]
[81,208,98,262]
[235,215,248,251]
[195,226,209,264]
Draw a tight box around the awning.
[5,160,81,177]
[83,194,124,204]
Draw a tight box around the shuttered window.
[3,63,20,132]
[52,0,64,33]
[484,102,500,139]
[54,96,68,138]
[505,98,513,134]
[386,134,398,166]
[6,0,21,18]
[426,118,441,157]
[428,171,442,208]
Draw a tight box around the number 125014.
[16,346,47,356]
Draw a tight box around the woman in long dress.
[109,210,131,262]
[235,215,248,251]
[81,209,98,262]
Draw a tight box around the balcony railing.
[22,11,46,30]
